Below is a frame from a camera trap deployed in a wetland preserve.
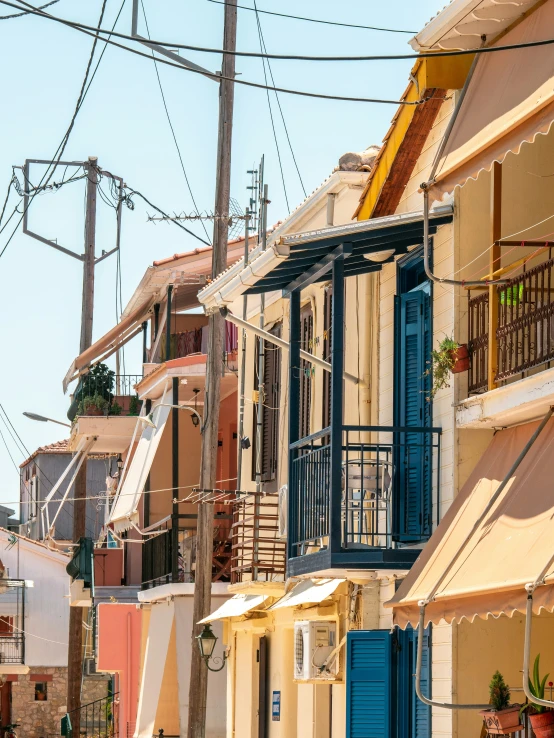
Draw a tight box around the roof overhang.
[411,0,541,51]
[198,205,453,311]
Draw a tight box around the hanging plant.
[425,336,469,400]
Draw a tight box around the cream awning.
[387,418,554,628]
[63,297,156,392]
[431,1,554,199]
[108,395,171,533]
[269,579,345,610]
[199,594,268,623]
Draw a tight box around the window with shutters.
[394,285,432,543]
[346,627,431,738]
[252,323,282,483]
[322,287,333,430]
[300,305,313,439]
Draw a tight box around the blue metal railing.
[289,425,441,558]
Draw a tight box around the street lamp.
[23,412,71,428]
[196,624,227,672]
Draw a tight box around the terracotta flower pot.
[450,344,470,374]
[530,711,554,738]
[480,706,522,734]
[84,406,104,416]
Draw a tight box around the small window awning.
[430,2,554,200]
[387,418,554,629]
[198,207,452,311]
[199,594,269,623]
[108,396,171,533]
[269,578,345,610]
[63,297,155,392]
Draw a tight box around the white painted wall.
[0,530,69,667]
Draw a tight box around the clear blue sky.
[0,0,442,510]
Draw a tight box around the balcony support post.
[166,284,173,363]
[330,250,347,554]
[171,377,179,583]
[142,321,148,366]
[488,162,502,390]
[287,290,301,564]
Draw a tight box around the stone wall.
[11,667,109,738]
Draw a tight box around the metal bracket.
[131,0,216,81]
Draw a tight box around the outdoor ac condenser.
[293,620,338,681]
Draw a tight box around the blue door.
[346,630,392,738]
[394,288,432,542]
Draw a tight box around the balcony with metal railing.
[462,251,554,428]
[468,256,554,393]
[141,510,234,589]
[287,425,441,577]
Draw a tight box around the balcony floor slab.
[287,547,421,578]
[457,366,554,429]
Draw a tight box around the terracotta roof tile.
[20,439,70,468]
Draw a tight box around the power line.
[207,0,417,34]
[0,429,19,475]
[254,2,289,212]
[0,1,442,105]
[0,0,56,18]
[13,0,554,64]
[254,2,306,199]
[0,0,112,261]
[140,0,211,243]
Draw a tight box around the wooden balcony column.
[488,161,502,391]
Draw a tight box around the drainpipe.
[414,406,554,710]
[237,212,250,492]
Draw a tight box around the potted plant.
[129,394,142,416]
[426,336,470,399]
[521,655,554,738]
[78,393,108,417]
[109,401,123,416]
[480,671,521,734]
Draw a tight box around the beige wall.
[455,613,554,738]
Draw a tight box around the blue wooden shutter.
[411,627,431,738]
[395,290,432,542]
[346,630,392,738]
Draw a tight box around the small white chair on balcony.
[341,459,393,548]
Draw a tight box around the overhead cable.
[254,1,306,199]
[207,0,417,34]
[0,0,115,260]
[140,0,211,243]
[0,0,56,18]
[11,1,554,64]
[254,1,289,211]
[0,1,436,105]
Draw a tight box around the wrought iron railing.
[468,291,489,393]
[231,491,286,583]
[142,513,233,589]
[81,374,142,398]
[0,634,24,664]
[288,426,441,559]
[468,257,554,390]
[497,258,554,380]
[65,691,119,738]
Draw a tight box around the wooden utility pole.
[67,156,98,729]
[188,2,237,736]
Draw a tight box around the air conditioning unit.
[293,621,338,681]
[278,485,287,539]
